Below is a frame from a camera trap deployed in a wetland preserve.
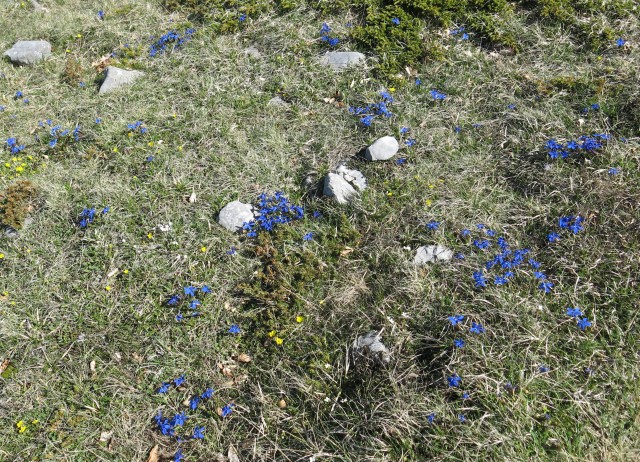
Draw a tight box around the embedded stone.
[414,244,454,265]
[319,51,365,70]
[323,165,367,204]
[3,40,51,65]
[218,201,254,232]
[99,66,144,94]
[365,136,399,161]
[351,332,391,364]
[267,96,289,107]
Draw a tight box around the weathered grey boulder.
[351,332,391,364]
[3,40,51,65]
[365,136,399,161]
[99,66,144,94]
[319,51,365,70]
[218,201,254,232]
[244,46,261,58]
[267,96,289,108]
[323,165,367,204]
[414,244,453,265]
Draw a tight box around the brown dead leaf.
[91,54,112,73]
[340,247,354,257]
[237,353,251,363]
[0,359,9,374]
[147,445,159,462]
[278,399,287,409]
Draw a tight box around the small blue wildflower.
[313,211,322,218]
[175,313,184,322]
[97,10,105,20]
[570,216,584,234]
[448,374,461,387]
[455,253,465,259]
[173,374,186,387]
[454,339,465,348]
[616,38,626,47]
[494,276,508,286]
[239,14,246,22]
[167,295,181,306]
[95,118,102,124]
[473,239,490,249]
[415,78,422,86]
[192,426,205,439]
[461,33,469,40]
[427,413,435,423]
[566,307,583,318]
[507,104,517,110]
[538,281,554,293]
[430,89,447,101]
[15,91,23,99]
[558,216,573,229]
[528,259,541,269]
[201,388,215,399]
[539,365,550,373]
[184,286,196,296]
[461,229,471,237]
[405,138,416,147]
[189,299,201,309]
[174,449,184,462]
[171,412,187,427]
[201,285,211,294]
[577,317,592,330]
[229,324,241,335]
[447,315,465,326]
[146,156,154,162]
[189,396,200,411]
[227,247,237,255]
[469,322,485,334]
[462,392,470,399]
[395,157,407,165]
[426,221,440,230]
[400,127,410,134]
[158,382,171,394]
[391,17,400,25]
[49,139,57,148]
[458,414,466,422]
[360,115,374,127]
[608,167,620,175]
[454,125,462,133]
[547,232,561,243]
[221,403,235,417]
[473,271,487,288]
[303,232,314,241]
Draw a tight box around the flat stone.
[365,136,399,161]
[414,244,453,265]
[99,66,144,94]
[336,165,367,190]
[244,46,261,58]
[3,40,51,65]
[267,96,289,108]
[319,51,365,70]
[352,332,391,364]
[218,200,254,232]
[323,165,367,204]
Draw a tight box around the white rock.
[3,40,51,65]
[352,332,390,364]
[218,201,254,232]
[99,66,144,94]
[323,173,357,204]
[267,96,289,107]
[319,51,366,70]
[365,136,399,161]
[244,46,261,58]
[336,165,367,190]
[413,244,453,265]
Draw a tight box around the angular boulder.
[351,332,391,365]
[99,66,144,94]
[414,244,454,265]
[323,165,367,204]
[319,51,365,70]
[365,136,399,161]
[218,201,254,232]
[4,40,51,65]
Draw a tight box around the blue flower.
[173,374,186,387]
[462,392,470,399]
[426,221,440,230]
[239,14,246,22]
[547,232,561,243]
[608,167,620,175]
[469,322,485,334]
[168,295,181,306]
[391,17,400,25]
[49,139,57,148]
[415,78,422,86]
[616,38,626,47]
[201,285,211,294]
[473,239,490,249]
[528,258,541,269]
[97,10,105,20]
[566,307,583,318]
[458,414,466,422]
[184,286,196,296]
[303,232,314,241]
[146,156,154,162]
[447,315,464,326]
[158,382,171,394]
[454,125,462,133]
[454,338,465,348]
[534,271,546,280]
[427,413,435,423]
[229,324,241,334]
[171,412,187,427]
[570,216,584,234]
[190,396,200,410]
[95,118,102,124]
[174,449,184,462]
[430,89,447,101]
[221,403,235,417]
[189,299,201,309]
[461,229,470,237]
[455,253,465,259]
[494,275,508,286]
[14,91,23,99]
[201,387,215,399]
[175,313,184,322]
[539,365,550,373]
[360,115,374,127]
[507,104,517,110]
[395,157,407,165]
[448,374,461,387]
[192,426,205,439]
[400,127,410,134]
[473,271,487,288]
[577,317,592,330]
[558,216,573,229]
[538,281,554,293]
[405,138,416,147]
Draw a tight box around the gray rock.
[413,244,453,265]
[244,46,261,58]
[365,136,399,161]
[99,66,144,94]
[319,51,365,70]
[323,165,367,204]
[352,332,391,364]
[31,0,46,11]
[267,96,289,108]
[3,40,51,65]
[218,200,254,232]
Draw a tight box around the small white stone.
[365,136,399,161]
[319,51,366,70]
[323,173,357,204]
[414,244,453,265]
[218,201,254,232]
[99,66,144,94]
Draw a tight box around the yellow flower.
[31,419,39,425]
[148,141,154,147]
[275,337,283,345]
[16,421,27,433]
[105,286,112,291]
[147,233,153,239]
[0,253,4,259]
[177,146,183,152]
[389,87,396,92]
[296,315,304,323]
[112,147,118,153]
[200,246,207,253]
[76,34,82,38]
[172,113,177,119]
[127,132,133,138]
[65,49,71,53]
[387,191,393,196]
[15,166,24,173]
[425,199,432,206]
[123,269,129,274]
[428,184,435,189]
[268,330,276,338]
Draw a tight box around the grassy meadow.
[1,0,639,461]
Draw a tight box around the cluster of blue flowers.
[429,89,447,101]
[243,192,304,237]
[566,307,592,331]
[14,90,29,104]
[544,134,610,160]
[450,26,469,40]
[38,120,81,148]
[78,207,109,228]
[167,285,212,321]
[348,91,394,127]
[320,23,339,47]
[581,103,600,114]
[5,137,26,155]
[149,28,195,57]
[126,120,148,134]
[547,215,584,242]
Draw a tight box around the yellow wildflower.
[123,269,129,274]
[268,330,276,338]
[275,337,283,345]
[0,253,4,259]
[296,315,304,323]
[200,246,207,253]
[16,421,27,433]
[105,286,112,291]
[147,233,153,239]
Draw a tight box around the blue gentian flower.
[427,413,435,423]
[616,38,626,47]
[190,396,200,411]
[192,426,205,439]
[539,365,550,373]
[461,229,471,237]
[608,167,620,175]
[95,118,102,124]
[494,276,508,285]
[577,317,592,330]
[239,14,246,22]
[454,339,465,348]
[158,382,171,394]
[566,307,583,317]
[229,324,241,334]
[469,322,485,334]
[221,403,235,417]
[303,232,314,241]
[168,295,181,306]
[400,127,410,134]
[448,374,461,387]
[49,139,57,148]
[429,89,447,101]
[171,412,187,427]
[174,449,184,462]
[391,17,400,25]
[458,414,466,422]
[447,315,464,326]
[415,79,422,86]
[538,281,554,293]
[395,157,407,165]
[201,285,211,294]
[547,232,561,243]
[189,299,201,309]
[462,392,470,399]
[473,271,487,288]
[201,387,215,399]
[15,91,23,99]
[184,286,196,296]
[175,313,184,322]
[97,10,105,20]
[173,374,186,387]
[426,221,440,230]
[405,138,416,147]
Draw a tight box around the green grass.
[1,0,639,461]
